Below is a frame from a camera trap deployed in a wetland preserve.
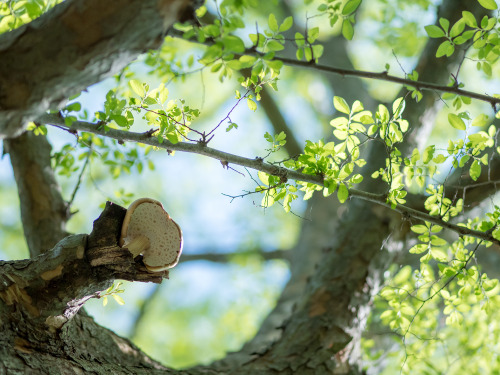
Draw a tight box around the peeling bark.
[0,202,169,374]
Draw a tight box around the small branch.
[179,249,290,264]
[273,56,500,108]
[68,144,92,209]
[206,89,251,137]
[40,113,500,247]
[168,27,500,109]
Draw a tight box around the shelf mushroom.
[119,198,183,272]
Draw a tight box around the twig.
[68,144,92,209]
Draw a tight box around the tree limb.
[0,0,195,139]
[40,114,500,247]
[0,201,165,331]
[179,249,291,264]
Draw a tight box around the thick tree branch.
[0,202,165,330]
[40,114,500,248]
[0,0,195,139]
[4,132,69,257]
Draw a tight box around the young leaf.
[279,16,293,32]
[471,113,490,127]
[268,14,279,33]
[342,19,354,40]
[342,0,362,15]
[247,98,257,111]
[448,113,466,130]
[129,79,145,97]
[113,295,125,305]
[478,0,497,10]
[470,159,481,180]
[425,25,445,38]
[333,96,350,114]
[337,183,349,203]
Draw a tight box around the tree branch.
[270,57,500,109]
[40,113,500,247]
[169,2,496,110]
[0,201,165,331]
[179,249,291,264]
[0,0,195,139]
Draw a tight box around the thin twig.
[68,144,92,208]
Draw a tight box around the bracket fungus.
[119,198,183,272]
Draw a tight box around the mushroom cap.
[120,198,183,271]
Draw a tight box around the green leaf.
[470,159,481,180]
[439,18,450,33]
[113,294,125,305]
[493,227,500,241]
[342,19,354,40]
[462,11,477,27]
[337,183,349,203]
[472,113,490,127]
[222,35,245,53]
[392,97,405,117]
[268,13,279,32]
[266,40,285,52]
[436,40,455,57]
[433,154,447,164]
[459,154,470,167]
[312,44,324,60]
[448,113,466,130]
[425,25,445,38]
[342,0,362,15]
[279,16,293,32]
[450,19,465,38]
[411,224,428,234]
[478,0,498,10]
[110,115,128,127]
[295,32,305,47]
[129,79,145,97]
[258,171,270,185]
[333,96,350,114]
[422,145,435,163]
[247,98,257,111]
[65,102,81,112]
[409,244,428,254]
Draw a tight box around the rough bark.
[0,0,194,139]
[0,202,169,374]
